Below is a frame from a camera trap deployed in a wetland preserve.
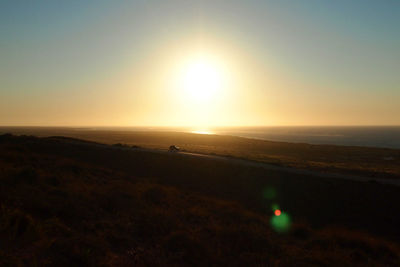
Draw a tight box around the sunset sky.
[1,0,399,127]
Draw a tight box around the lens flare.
[270,212,291,233]
[271,203,280,211]
[262,187,277,200]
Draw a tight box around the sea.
[206,126,400,149]
[99,126,400,149]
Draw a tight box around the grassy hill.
[1,134,400,266]
[2,127,400,179]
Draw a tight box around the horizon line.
[1,125,400,128]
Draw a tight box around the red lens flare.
[274,209,281,216]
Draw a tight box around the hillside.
[2,127,400,179]
[1,134,400,266]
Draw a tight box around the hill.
[1,134,400,266]
[2,127,400,179]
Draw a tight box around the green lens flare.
[271,203,280,211]
[262,187,277,199]
[270,212,291,233]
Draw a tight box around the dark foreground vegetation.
[1,134,400,266]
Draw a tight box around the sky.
[0,0,399,127]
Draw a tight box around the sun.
[181,56,225,101]
[169,51,231,126]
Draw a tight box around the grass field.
[1,133,400,265]
[2,127,400,179]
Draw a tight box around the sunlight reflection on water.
[190,130,214,135]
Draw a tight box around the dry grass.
[2,128,400,179]
[0,134,400,266]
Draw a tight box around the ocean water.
[206,126,400,149]
[96,126,400,149]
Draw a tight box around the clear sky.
[1,0,399,126]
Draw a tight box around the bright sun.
[169,52,231,126]
[181,56,225,101]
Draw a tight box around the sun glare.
[168,51,233,127]
[180,56,226,102]
[190,130,214,135]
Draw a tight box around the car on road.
[168,145,180,152]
